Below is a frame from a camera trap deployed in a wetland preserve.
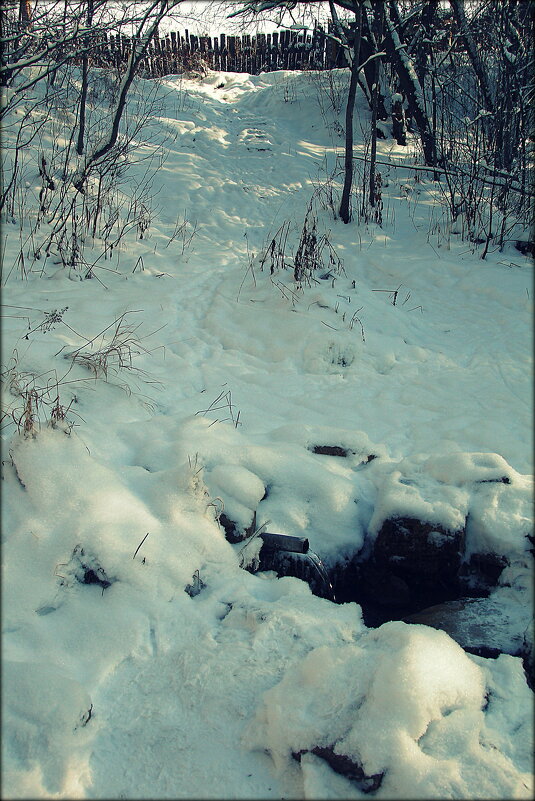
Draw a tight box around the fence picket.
[68,24,339,77]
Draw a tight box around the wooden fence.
[93,25,348,77]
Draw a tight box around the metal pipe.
[259,532,309,554]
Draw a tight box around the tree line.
[231,0,533,247]
[1,0,533,254]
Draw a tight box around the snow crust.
[1,61,533,799]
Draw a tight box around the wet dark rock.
[329,517,470,625]
[373,517,465,589]
[331,556,459,627]
[458,552,509,595]
[312,445,349,457]
[293,746,383,793]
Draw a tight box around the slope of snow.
[1,65,533,799]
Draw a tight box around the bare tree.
[73,0,185,191]
[337,1,362,224]
[382,0,437,168]
[1,0,193,281]
[368,1,385,207]
[76,0,94,155]
[449,0,494,113]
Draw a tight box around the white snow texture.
[1,52,533,801]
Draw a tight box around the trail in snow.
[1,66,532,800]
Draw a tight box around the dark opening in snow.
[221,508,531,689]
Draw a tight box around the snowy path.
[2,69,533,799]
[133,77,533,473]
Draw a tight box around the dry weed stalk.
[1,351,85,437]
[248,199,346,300]
[293,200,345,287]
[64,310,156,380]
[196,386,242,428]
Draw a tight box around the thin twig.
[133,532,149,560]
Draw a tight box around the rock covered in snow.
[206,463,266,542]
[245,622,534,798]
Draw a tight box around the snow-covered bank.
[1,66,533,798]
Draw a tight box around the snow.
[3,660,93,794]
[247,624,533,799]
[1,60,533,799]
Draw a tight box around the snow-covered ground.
[1,66,533,798]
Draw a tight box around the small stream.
[249,533,533,689]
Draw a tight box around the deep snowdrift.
[1,66,533,798]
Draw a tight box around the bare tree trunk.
[19,1,32,28]
[361,7,387,120]
[449,0,494,112]
[369,2,384,207]
[0,3,10,86]
[391,93,406,145]
[76,0,94,155]
[383,0,438,169]
[73,0,171,191]
[339,3,362,224]
[414,0,435,89]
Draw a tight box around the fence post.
[228,35,236,71]
[213,35,220,71]
[76,23,337,77]
[220,33,226,71]
[257,32,267,73]
[241,33,249,73]
[235,34,242,72]
[272,31,279,71]
[162,35,172,74]
[172,30,180,73]
[311,23,325,70]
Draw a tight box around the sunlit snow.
[1,63,533,799]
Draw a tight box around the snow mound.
[368,450,532,560]
[246,621,534,799]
